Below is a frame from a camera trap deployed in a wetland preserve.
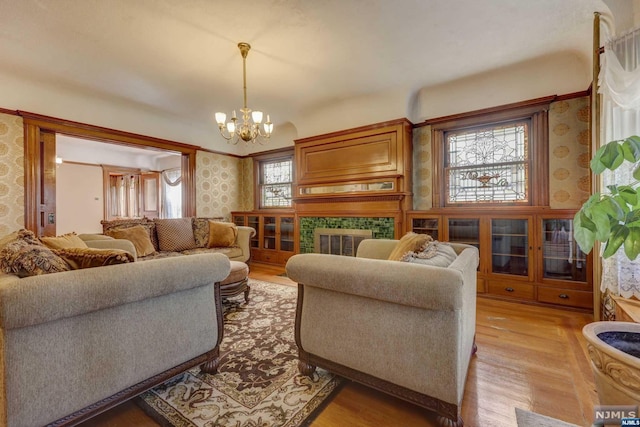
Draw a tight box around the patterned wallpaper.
[548,97,590,209]
[240,157,254,211]
[0,113,24,237]
[413,125,433,210]
[195,151,243,221]
[411,97,590,210]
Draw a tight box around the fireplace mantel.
[293,118,413,238]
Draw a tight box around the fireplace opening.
[314,228,373,256]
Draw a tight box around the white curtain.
[161,168,182,219]
[598,24,640,298]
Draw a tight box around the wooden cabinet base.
[537,287,593,309]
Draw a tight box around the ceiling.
[0,0,624,155]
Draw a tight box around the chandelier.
[215,42,273,144]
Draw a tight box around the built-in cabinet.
[407,209,592,310]
[232,211,296,265]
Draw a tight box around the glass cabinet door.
[263,216,277,250]
[541,218,587,282]
[248,215,260,248]
[412,217,439,240]
[491,218,529,276]
[447,218,480,248]
[279,216,295,252]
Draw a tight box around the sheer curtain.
[598,24,640,299]
[161,168,182,219]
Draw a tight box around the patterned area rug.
[137,280,344,427]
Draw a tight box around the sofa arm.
[286,252,475,311]
[235,226,256,263]
[0,253,230,330]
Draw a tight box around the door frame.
[22,111,199,235]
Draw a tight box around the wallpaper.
[195,151,243,221]
[412,125,433,210]
[548,97,590,209]
[0,113,24,237]
[240,157,254,211]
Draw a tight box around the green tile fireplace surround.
[299,217,395,254]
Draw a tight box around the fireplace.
[314,228,373,256]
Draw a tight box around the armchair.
[285,239,479,427]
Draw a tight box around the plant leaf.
[601,196,625,220]
[634,164,640,181]
[590,145,608,174]
[599,141,625,171]
[618,186,638,206]
[624,226,640,260]
[603,224,629,258]
[625,136,640,161]
[573,211,596,254]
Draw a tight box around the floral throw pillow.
[0,234,70,277]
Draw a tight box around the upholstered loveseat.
[0,231,230,426]
[285,238,479,427]
[100,217,255,263]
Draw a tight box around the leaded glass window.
[260,158,292,208]
[445,121,529,204]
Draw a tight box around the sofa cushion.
[208,221,238,248]
[400,240,457,267]
[387,232,432,261]
[154,218,198,252]
[192,217,228,247]
[0,233,70,277]
[101,218,159,251]
[40,232,89,250]
[105,225,156,257]
[53,247,135,269]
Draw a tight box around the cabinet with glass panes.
[406,210,592,310]
[232,211,296,265]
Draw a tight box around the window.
[431,99,550,208]
[445,121,530,204]
[258,155,293,208]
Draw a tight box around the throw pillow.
[400,241,458,267]
[154,218,198,252]
[192,217,210,248]
[101,218,159,251]
[208,221,238,248]
[388,232,432,261]
[0,238,70,277]
[105,225,156,257]
[53,247,134,269]
[40,232,89,250]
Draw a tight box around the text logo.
[594,405,639,425]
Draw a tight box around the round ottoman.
[220,260,250,303]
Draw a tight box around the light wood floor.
[81,262,597,427]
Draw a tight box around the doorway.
[22,112,198,236]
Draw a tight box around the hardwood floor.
[81,262,597,427]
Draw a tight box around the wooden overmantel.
[293,118,413,238]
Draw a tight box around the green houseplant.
[574,135,640,260]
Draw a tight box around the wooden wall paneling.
[39,131,57,236]
[21,112,199,231]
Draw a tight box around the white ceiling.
[0,0,625,155]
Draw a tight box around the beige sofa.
[0,236,230,427]
[100,217,255,263]
[285,239,479,427]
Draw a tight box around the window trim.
[252,148,294,210]
[430,99,550,208]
